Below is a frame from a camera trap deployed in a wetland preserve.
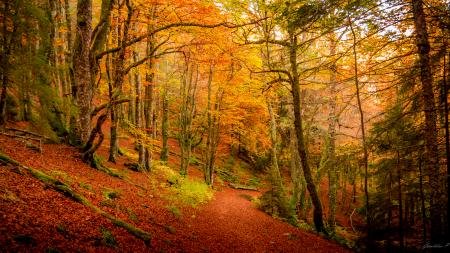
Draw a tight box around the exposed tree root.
[92,154,124,179]
[0,152,152,244]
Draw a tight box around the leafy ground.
[0,129,351,252]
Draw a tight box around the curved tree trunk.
[288,28,325,233]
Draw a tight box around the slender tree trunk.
[267,100,291,217]
[160,80,169,162]
[288,28,325,232]
[0,1,14,127]
[133,51,145,169]
[204,64,214,185]
[349,17,371,235]
[109,0,132,163]
[289,104,303,214]
[179,60,197,176]
[419,153,427,243]
[144,64,154,170]
[443,50,450,239]
[412,0,442,242]
[327,36,338,231]
[388,170,392,249]
[397,151,404,251]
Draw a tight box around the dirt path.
[181,188,351,253]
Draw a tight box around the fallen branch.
[350,208,357,232]
[6,127,44,139]
[0,132,42,152]
[229,183,259,191]
[0,152,152,244]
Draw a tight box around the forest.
[0,0,449,252]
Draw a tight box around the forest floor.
[0,124,352,252]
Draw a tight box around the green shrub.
[256,190,297,225]
[169,178,213,207]
[50,170,73,184]
[248,177,262,187]
[103,188,121,200]
[165,205,182,219]
[100,227,117,248]
[99,199,116,209]
[79,181,93,191]
[127,208,138,222]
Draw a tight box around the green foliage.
[56,223,67,235]
[216,168,238,183]
[78,181,93,191]
[247,177,263,187]
[5,94,19,120]
[256,190,297,225]
[165,205,182,219]
[253,155,271,172]
[189,156,201,165]
[50,170,73,184]
[239,194,254,201]
[100,226,117,248]
[328,226,358,250]
[154,162,214,207]
[103,188,121,200]
[168,177,214,207]
[127,208,139,222]
[92,155,124,179]
[46,247,62,253]
[165,225,176,234]
[99,199,116,209]
[25,142,41,152]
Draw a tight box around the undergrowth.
[153,162,213,208]
[100,226,117,248]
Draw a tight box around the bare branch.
[91,99,130,117]
[96,19,264,60]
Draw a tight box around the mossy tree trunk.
[349,15,371,236]
[0,0,18,127]
[267,100,291,218]
[179,59,198,176]
[327,35,338,232]
[109,0,133,163]
[288,26,325,233]
[203,64,222,186]
[412,0,442,242]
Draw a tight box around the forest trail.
[181,188,350,252]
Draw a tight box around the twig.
[350,208,357,232]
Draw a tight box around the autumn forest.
[0,0,449,252]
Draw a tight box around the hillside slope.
[0,134,350,252]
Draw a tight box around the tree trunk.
[349,17,371,235]
[397,151,404,251]
[288,28,325,233]
[267,100,291,218]
[73,0,93,143]
[327,35,338,231]
[419,154,427,243]
[179,60,198,176]
[412,0,442,242]
[0,1,15,127]
[109,0,132,163]
[160,80,169,162]
[289,105,303,214]
[443,50,450,239]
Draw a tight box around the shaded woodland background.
[1,0,450,251]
